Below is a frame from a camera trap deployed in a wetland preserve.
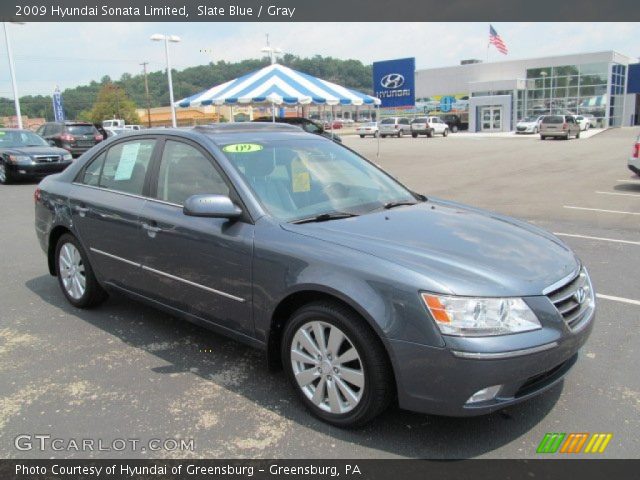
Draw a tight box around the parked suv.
[540,115,581,140]
[629,133,640,176]
[35,123,595,427]
[439,114,467,133]
[36,122,103,157]
[379,117,411,138]
[411,116,449,138]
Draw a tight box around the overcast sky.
[0,22,638,97]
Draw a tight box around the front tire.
[0,161,13,185]
[359,135,365,138]
[443,128,449,137]
[540,135,546,140]
[451,125,458,133]
[411,133,418,138]
[397,129,403,138]
[575,130,580,139]
[282,301,394,428]
[55,234,107,308]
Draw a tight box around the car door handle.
[142,222,162,237]
[75,206,90,217]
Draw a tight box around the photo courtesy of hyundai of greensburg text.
[0,1,639,479]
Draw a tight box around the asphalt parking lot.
[1,127,638,459]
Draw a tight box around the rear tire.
[411,133,418,138]
[373,131,379,138]
[540,135,546,140]
[282,301,394,428]
[55,234,107,308]
[427,130,434,138]
[575,130,580,139]
[381,135,387,138]
[359,135,365,138]
[397,130,403,138]
[451,125,458,133]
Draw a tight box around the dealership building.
[413,51,640,132]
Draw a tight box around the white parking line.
[616,179,640,183]
[596,294,640,307]
[553,232,640,246]
[596,191,640,198]
[563,206,640,215]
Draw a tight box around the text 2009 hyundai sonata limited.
[35,123,595,427]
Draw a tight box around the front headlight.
[421,293,541,336]
[62,153,73,161]
[8,155,33,165]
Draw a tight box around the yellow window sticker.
[222,143,263,153]
[291,158,311,193]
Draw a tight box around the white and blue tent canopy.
[176,63,381,108]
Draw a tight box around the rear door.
[70,136,159,290]
[137,137,254,336]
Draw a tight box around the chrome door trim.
[89,247,141,267]
[141,265,245,303]
[71,182,183,208]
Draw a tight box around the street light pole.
[3,22,23,129]
[140,61,152,128]
[151,33,180,128]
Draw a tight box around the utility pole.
[140,61,152,127]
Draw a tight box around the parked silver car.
[379,117,411,138]
[540,115,581,140]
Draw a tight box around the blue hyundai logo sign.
[373,58,415,108]
[439,96,455,113]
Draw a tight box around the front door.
[480,107,503,132]
[138,138,254,336]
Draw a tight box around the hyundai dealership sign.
[373,57,415,108]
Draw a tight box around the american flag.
[489,25,508,55]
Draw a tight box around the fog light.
[466,385,502,404]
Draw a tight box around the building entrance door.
[480,106,503,132]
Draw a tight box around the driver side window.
[155,140,229,206]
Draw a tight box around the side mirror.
[183,194,242,219]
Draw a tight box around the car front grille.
[546,269,594,330]
[34,155,61,163]
[516,126,527,131]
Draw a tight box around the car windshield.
[521,117,537,122]
[0,130,48,148]
[222,139,416,222]
[301,121,322,134]
[364,122,377,127]
[380,118,395,124]
[543,116,564,124]
[67,125,96,135]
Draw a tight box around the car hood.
[282,200,579,296]
[1,146,69,157]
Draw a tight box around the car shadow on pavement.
[613,182,640,192]
[25,274,562,459]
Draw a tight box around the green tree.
[87,83,139,124]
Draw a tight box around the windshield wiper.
[383,200,418,210]
[291,212,359,224]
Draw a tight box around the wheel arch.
[47,225,73,275]
[266,287,397,388]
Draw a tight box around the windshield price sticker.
[222,143,263,153]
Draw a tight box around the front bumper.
[516,125,536,134]
[389,303,595,416]
[7,161,72,178]
[628,156,640,175]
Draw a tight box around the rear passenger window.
[81,151,106,186]
[155,140,229,205]
[99,139,155,195]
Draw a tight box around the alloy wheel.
[59,243,86,300]
[0,163,6,183]
[290,321,364,414]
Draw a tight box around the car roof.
[0,128,32,132]
[97,123,314,147]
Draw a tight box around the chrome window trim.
[72,182,182,208]
[451,342,558,360]
[90,248,141,268]
[141,265,245,303]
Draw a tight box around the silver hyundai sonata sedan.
[35,123,595,427]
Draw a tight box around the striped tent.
[176,63,380,108]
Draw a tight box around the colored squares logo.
[537,433,613,454]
